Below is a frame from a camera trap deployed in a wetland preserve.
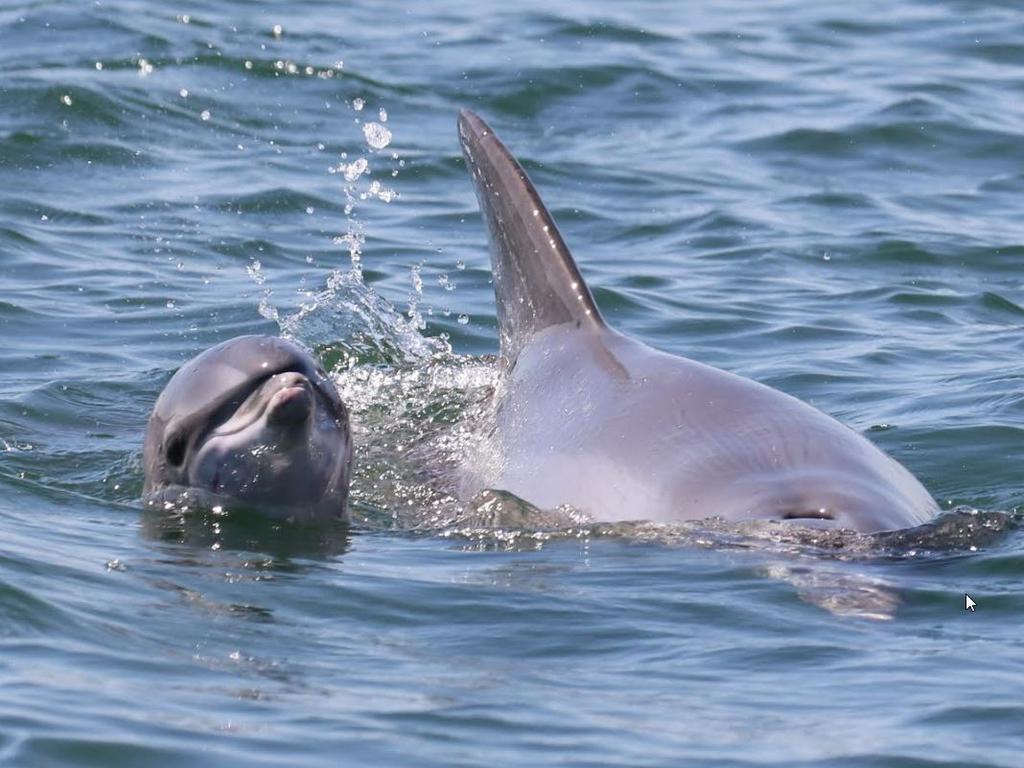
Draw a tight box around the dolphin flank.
[455,109,938,533]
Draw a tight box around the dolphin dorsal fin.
[458,110,605,366]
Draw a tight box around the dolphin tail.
[458,109,605,366]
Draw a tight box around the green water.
[1,1,1023,765]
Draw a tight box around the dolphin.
[456,109,938,533]
[143,335,352,520]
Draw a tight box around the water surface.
[1,1,1023,765]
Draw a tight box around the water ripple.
[1,0,1023,765]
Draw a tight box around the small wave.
[778,190,879,210]
[210,188,336,216]
[0,576,75,636]
[0,131,149,170]
[956,42,1024,67]
[550,18,679,45]
[979,291,1024,318]
[480,64,688,118]
[4,83,129,129]
[817,18,898,36]
[861,237,943,266]
[741,119,1024,165]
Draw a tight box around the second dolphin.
[456,110,937,533]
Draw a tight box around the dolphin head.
[143,335,352,519]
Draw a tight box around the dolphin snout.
[266,373,313,426]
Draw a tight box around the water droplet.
[244,60,253,70]
[177,13,190,24]
[362,122,392,149]
[342,157,368,182]
[456,260,465,270]
[378,107,388,122]
[137,58,153,77]
[305,206,314,214]
[457,314,469,325]
[246,259,264,284]
[94,61,103,70]
[352,97,364,111]
[179,88,188,98]
[60,94,72,106]
[200,109,211,121]
[271,23,283,38]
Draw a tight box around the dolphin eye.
[165,434,187,467]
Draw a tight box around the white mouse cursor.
[965,594,976,612]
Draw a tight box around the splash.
[255,92,406,322]
[323,99,398,276]
[336,352,499,528]
[278,269,442,365]
[246,258,279,324]
[237,93,498,528]
[264,257,498,531]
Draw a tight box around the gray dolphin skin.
[456,109,938,533]
[143,335,352,520]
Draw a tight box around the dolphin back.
[458,109,605,366]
